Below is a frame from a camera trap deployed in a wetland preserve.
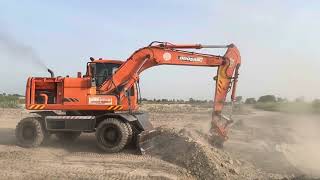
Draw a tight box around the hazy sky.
[0,1,319,101]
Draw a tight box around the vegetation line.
[0,93,24,108]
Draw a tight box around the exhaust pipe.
[47,68,54,78]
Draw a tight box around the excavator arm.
[99,42,241,141]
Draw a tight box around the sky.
[0,1,319,101]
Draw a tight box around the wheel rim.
[101,124,122,147]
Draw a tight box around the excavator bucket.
[133,113,163,154]
[207,113,234,147]
[136,129,162,155]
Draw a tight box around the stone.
[229,167,240,175]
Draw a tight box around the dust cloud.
[276,115,320,177]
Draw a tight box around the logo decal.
[178,56,203,62]
[89,96,112,105]
[163,52,172,61]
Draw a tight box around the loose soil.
[0,105,318,179]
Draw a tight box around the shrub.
[0,94,23,108]
[258,95,276,103]
[245,98,256,104]
[254,102,312,114]
[254,102,279,111]
[312,99,320,113]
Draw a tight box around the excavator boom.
[98,42,241,150]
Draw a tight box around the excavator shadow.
[0,128,137,154]
[43,134,138,154]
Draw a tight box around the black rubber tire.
[55,132,81,142]
[96,118,129,153]
[125,122,133,146]
[15,117,45,148]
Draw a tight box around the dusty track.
[0,144,191,179]
[0,106,319,179]
[0,109,192,179]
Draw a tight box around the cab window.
[91,63,121,86]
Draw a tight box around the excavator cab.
[87,60,122,87]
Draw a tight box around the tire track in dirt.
[0,146,193,180]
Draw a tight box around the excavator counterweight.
[15,41,241,153]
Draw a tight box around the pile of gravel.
[144,128,288,180]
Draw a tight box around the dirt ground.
[0,105,319,179]
[225,110,320,177]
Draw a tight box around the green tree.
[276,97,288,103]
[189,98,195,103]
[245,98,256,104]
[258,95,276,103]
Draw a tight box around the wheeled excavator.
[15,41,241,153]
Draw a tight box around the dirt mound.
[145,128,286,180]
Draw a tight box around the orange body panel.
[25,76,123,111]
[63,78,91,105]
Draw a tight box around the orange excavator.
[15,41,241,153]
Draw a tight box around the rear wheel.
[15,117,45,148]
[55,132,81,142]
[96,118,129,153]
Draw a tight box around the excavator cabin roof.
[91,59,124,65]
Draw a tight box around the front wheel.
[96,118,130,153]
[15,117,45,148]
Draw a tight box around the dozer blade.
[137,129,162,155]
